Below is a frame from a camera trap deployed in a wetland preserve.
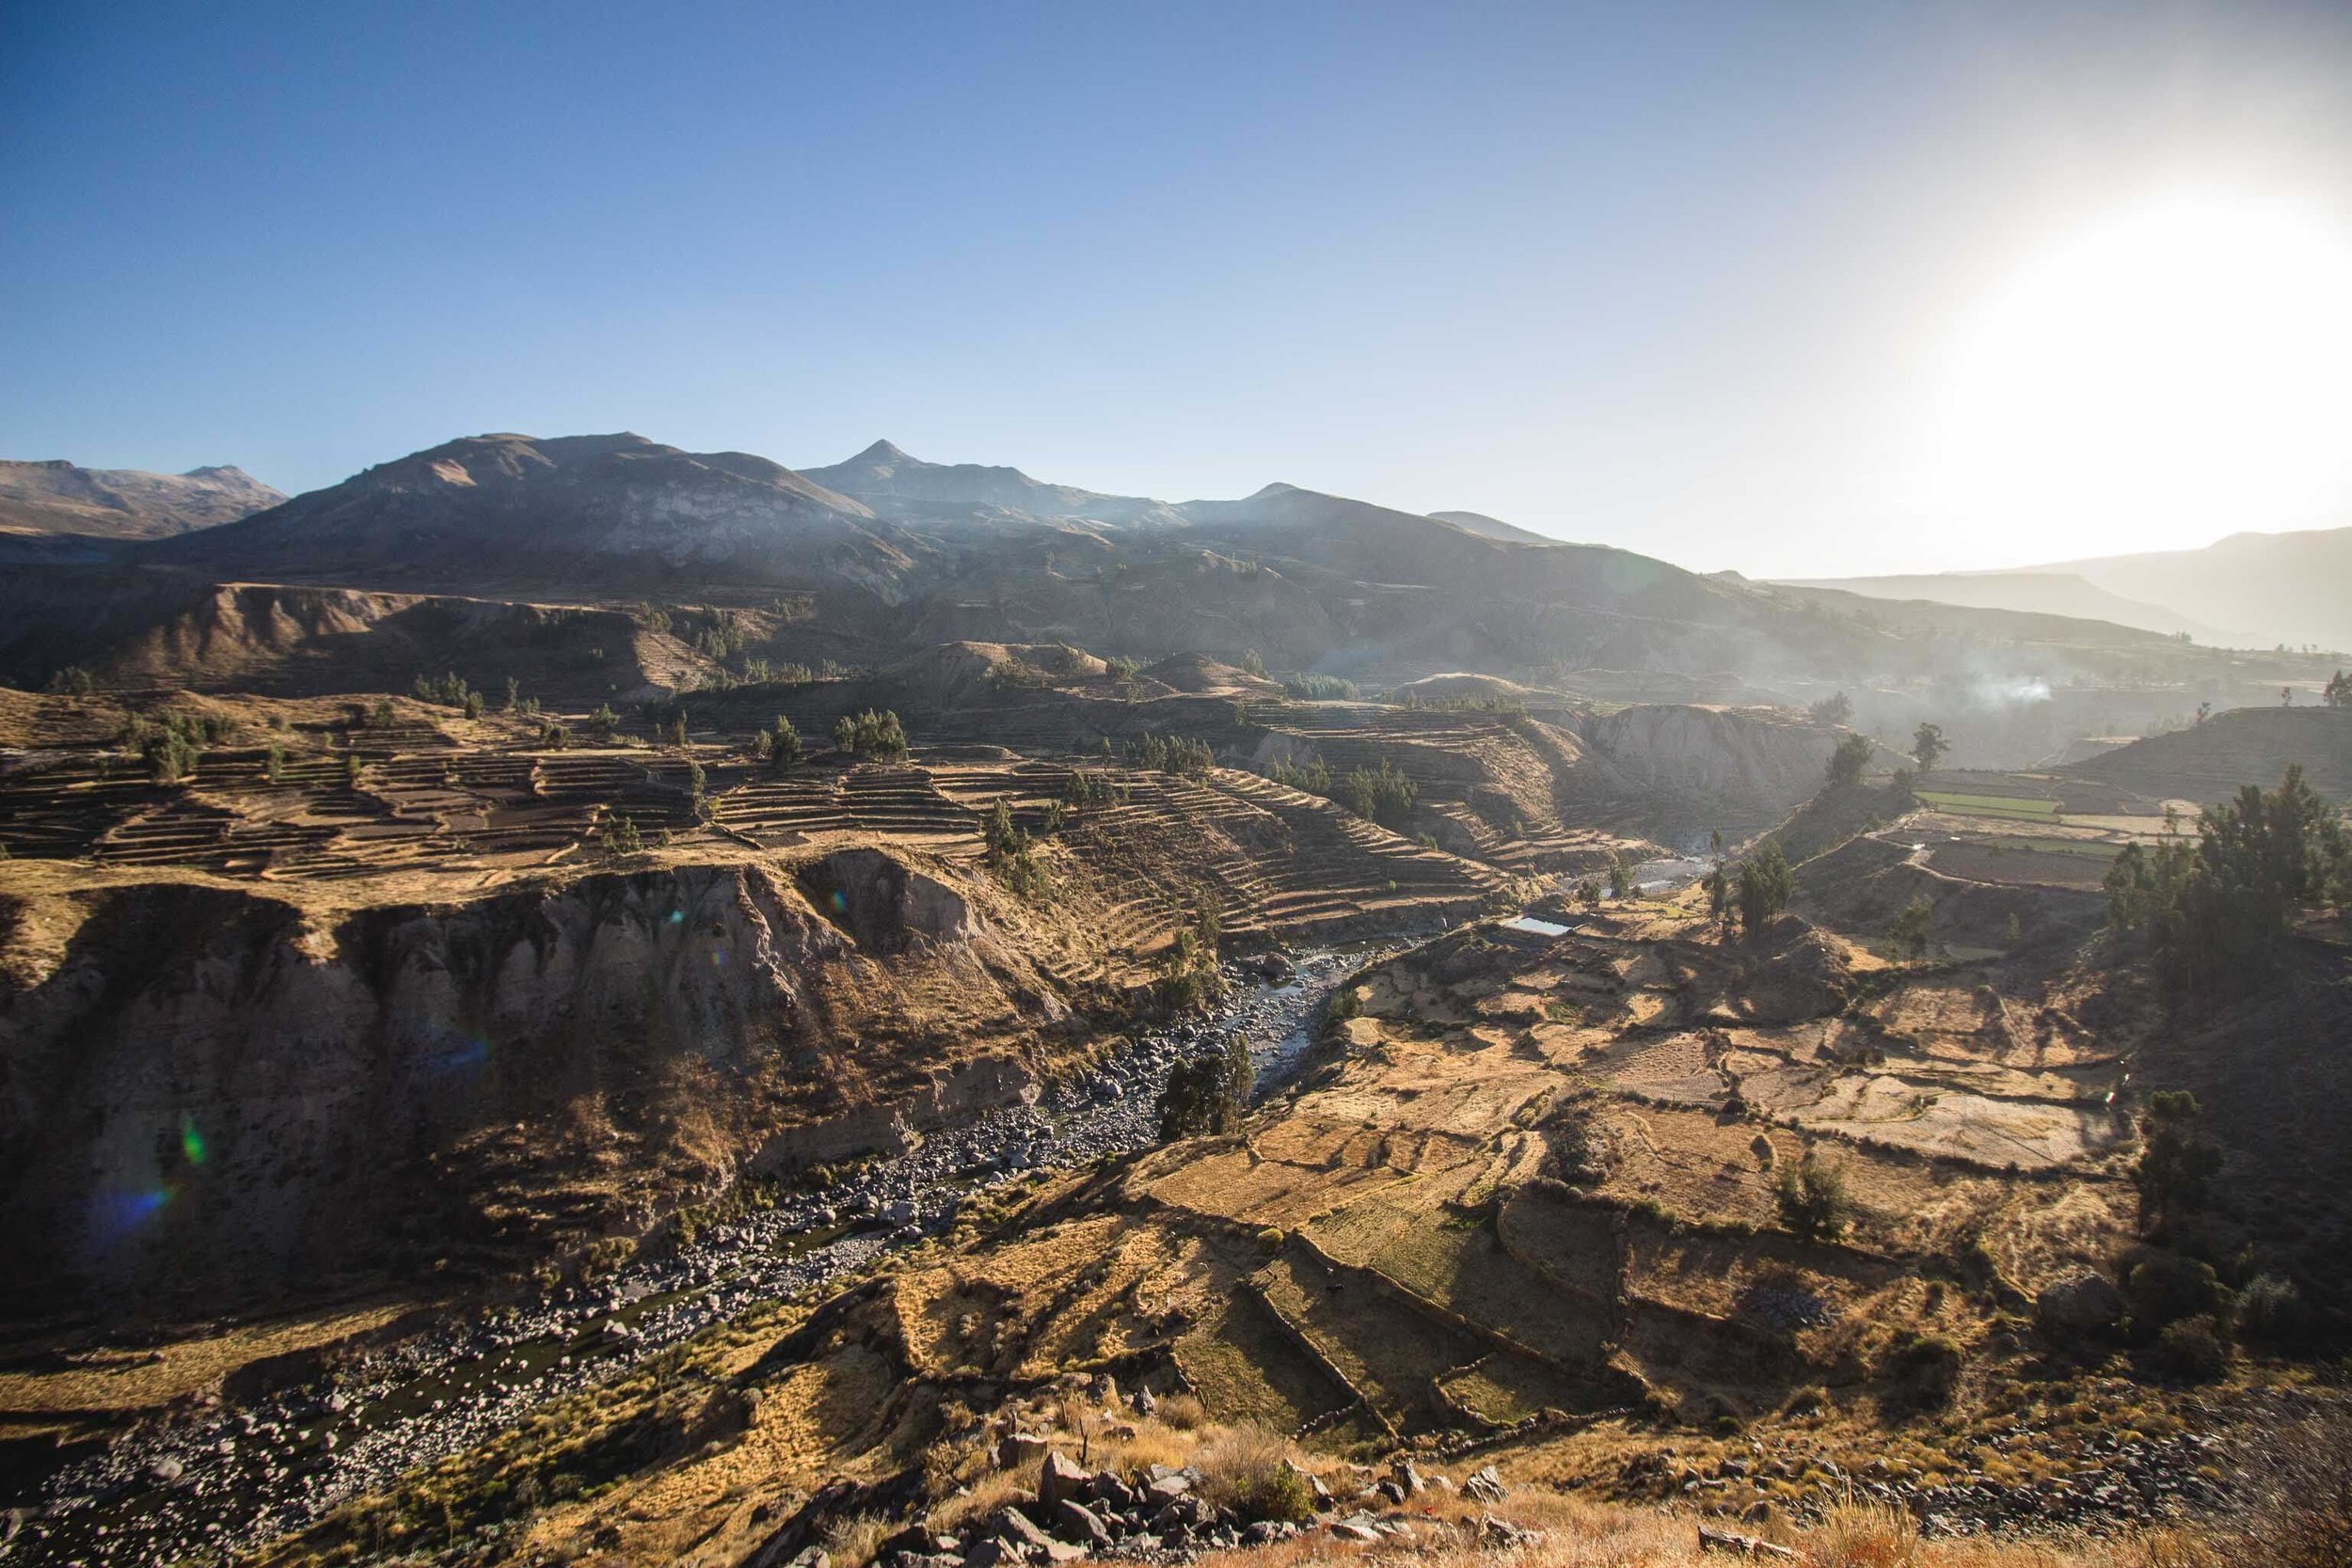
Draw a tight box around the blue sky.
[6,2,2351,576]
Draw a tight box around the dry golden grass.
[819,1511,894,1568]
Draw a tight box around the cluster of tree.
[119,710,239,784]
[1887,894,1934,961]
[1159,897,1225,1013]
[1104,653,1141,682]
[1606,850,1636,900]
[982,799,1050,899]
[691,610,749,663]
[43,665,95,695]
[1340,759,1417,829]
[1704,839,1793,939]
[1130,732,1215,776]
[1265,753,1331,795]
[412,670,485,718]
[1281,673,1359,701]
[1390,689,1527,716]
[501,676,540,717]
[754,716,803,772]
[585,704,618,742]
[1806,691,1852,726]
[2104,766,2350,999]
[1156,1034,1254,1140]
[1062,768,1125,808]
[2328,670,2351,708]
[1912,721,1947,771]
[833,708,908,758]
[596,811,644,858]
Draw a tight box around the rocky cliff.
[0,853,1062,1322]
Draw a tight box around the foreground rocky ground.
[0,951,1386,1568]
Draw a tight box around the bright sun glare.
[1937,189,2352,559]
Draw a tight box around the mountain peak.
[851,439,915,466]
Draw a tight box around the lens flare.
[179,1116,206,1165]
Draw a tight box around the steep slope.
[140,433,919,594]
[799,439,1185,527]
[1426,507,1558,545]
[2033,526,2352,654]
[0,460,283,542]
[2060,705,2352,802]
[1772,570,2230,642]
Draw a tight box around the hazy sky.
[6,2,2352,578]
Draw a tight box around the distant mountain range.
[110,431,2205,697]
[0,459,282,551]
[1779,527,2352,654]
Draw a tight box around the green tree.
[1825,733,1871,788]
[1887,895,1933,961]
[1157,1035,1254,1139]
[1736,841,1793,938]
[1607,850,1635,900]
[1807,691,1852,726]
[2134,1091,2221,1238]
[771,716,803,771]
[2107,766,2349,997]
[2326,669,2351,708]
[1340,759,1417,827]
[586,704,618,742]
[598,811,644,859]
[1911,721,1947,772]
[1774,1148,1851,1240]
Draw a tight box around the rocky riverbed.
[1,947,1391,1568]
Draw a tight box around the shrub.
[1194,1425,1315,1524]
[1774,1148,1851,1240]
[2124,1250,2226,1331]
[539,721,570,749]
[1808,1496,1922,1567]
[2233,1273,2309,1345]
[1155,1393,1206,1431]
[44,665,94,695]
[2153,1314,2231,1380]
[1880,1332,1963,1414]
[1281,673,1359,701]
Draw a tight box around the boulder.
[1052,1499,1113,1549]
[1464,1464,1506,1504]
[997,1432,1051,1471]
[2037,1273,2126,1336]
[1037,1449,1089,1512]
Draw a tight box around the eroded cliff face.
[1572,705,1841,829]
[0,854,1055,1322]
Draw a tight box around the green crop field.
[1916,790,2062,820]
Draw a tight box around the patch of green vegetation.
[1916,791,2060,819]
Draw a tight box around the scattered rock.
[1037,1449,1089,1512]
[1464,1465,1506,1505]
